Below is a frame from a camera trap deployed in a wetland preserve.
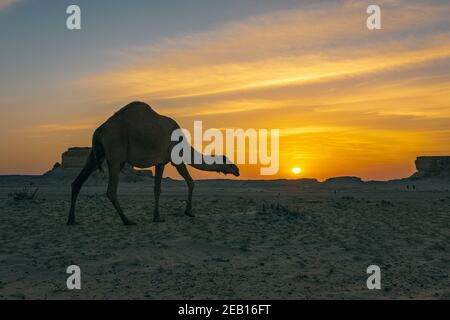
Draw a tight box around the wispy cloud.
[83,0,450,105]
[0,0,20,11]
[30,123,95,133]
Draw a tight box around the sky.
[1,0,450,180]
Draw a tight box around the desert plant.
[8,186,38,201]
[260,200,300,216]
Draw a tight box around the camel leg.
[175,163,195,217]
[153,164,165,222]
[107,163,135,226]
[67,152,97,225]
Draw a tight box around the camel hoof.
[123,220,136,226]
[153,216,165,223]
[67,220,76,226]
[184,211,195,218]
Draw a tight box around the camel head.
[219,155,240,177]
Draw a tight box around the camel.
[67,101,239,225]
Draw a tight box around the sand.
[0,175,449,299]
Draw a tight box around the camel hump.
[114,101,157,116]
[161,115,180,130]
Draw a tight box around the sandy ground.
[0,175,449,299]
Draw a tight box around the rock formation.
[61,147,92,169]
[412,156,450,178]
[44,147,153,180]
[324,176,363,184]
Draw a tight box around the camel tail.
[91,128,105,172]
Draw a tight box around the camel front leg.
[153,163,165,222]
[174,163,195,217]
[67,152,97,225]
[107,163,135,225]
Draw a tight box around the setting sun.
[292,167,302,175]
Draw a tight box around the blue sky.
[0,0,304,94]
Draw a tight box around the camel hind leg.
[67,152,97,225]
[174,163,195,217]
[153,164,165,222]
[106,162,135,225]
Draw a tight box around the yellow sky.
[2,0,450,180]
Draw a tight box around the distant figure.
[412,185,416,190]
[407,185,410,190]
[67,101,239,225]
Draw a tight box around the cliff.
[412,156,450,179]
[44,147,153,180]
[61,147,92,169]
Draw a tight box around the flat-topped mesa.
[48,147,153,178]
[324,176,363,184]
[413,156,450,178]
[62,147,92,169]
[61,147,135,172]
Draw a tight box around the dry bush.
[8,186,38,201]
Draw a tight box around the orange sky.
[1,0,450,180]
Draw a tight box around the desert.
[1,155,449,299]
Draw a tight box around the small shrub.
[8,186,38,201]
[260,201,300,216]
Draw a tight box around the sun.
[292,167,302,175]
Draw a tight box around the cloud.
[280,126,346,136]
[80,0,450,131]
[0,0,20,11]
[29,123,95,133]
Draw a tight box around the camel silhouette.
[67,101,239,225]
